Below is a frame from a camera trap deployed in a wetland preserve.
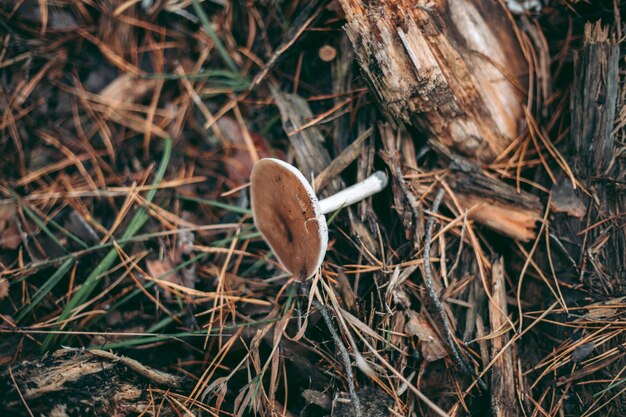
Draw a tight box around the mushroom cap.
[250,158,328,280]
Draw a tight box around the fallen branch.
[423,188,487,390]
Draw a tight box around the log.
[529,20,625,415]
[339,0,543,240]
[339,0,528,162]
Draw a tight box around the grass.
[15,257,76,323]
[42,138,173,351]
[191,0,241,75]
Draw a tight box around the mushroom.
[250,158,388,280]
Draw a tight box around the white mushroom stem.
[318,171,388,215]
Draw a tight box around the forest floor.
[0,1,625,417]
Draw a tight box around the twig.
[8,366,34,417]
[424,188,487,390]
[311,296,362,417]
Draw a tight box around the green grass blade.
[95,318,279,350]
[191,0,240,74]
[178,194,251,215]
[7,191,88,250]
[46,219,88,248]
[144,70,241,81]
[146,316,175,334]
[593,377,626,398]
[96,333,201,350]
[211,229,261,247]
[42,138,173,351]
[144,70,249,91]
[14,198,68,254]
[326,207,344,225]
[11,222,240,285]
[15,257,76,322]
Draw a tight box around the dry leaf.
[0,278,9,301]
[572,342,595,363]
[146,231,199,298]
[65,210,99,246]
[302,389,331,410]
[391,311,406,348]
[146,258,179,283]
[99,73,158,103]
[0,201,16,221]
[176,228,196,289]
[405,310,448,362]
[0,221,22,250]
[0,202,21,250]
[580,297,626,320]
[550,181,586,218]
[146,257,184,300]
[217,116,274,185]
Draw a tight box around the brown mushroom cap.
[250,158,328,280]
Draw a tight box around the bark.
[381,123,542,241]
[533,21,626,415]
[339,0,527,162]
[0,348,187,417]
[428,141,542,241]
[339,0,542,241]
[489,258,520,417]
[550,22,625,290]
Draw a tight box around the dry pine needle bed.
[0,1,625,417]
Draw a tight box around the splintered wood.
[340,0,542,241]
[380,124,542,241]
[339,0,527,161]
[0,348,185,416]
[489,258,520,417]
